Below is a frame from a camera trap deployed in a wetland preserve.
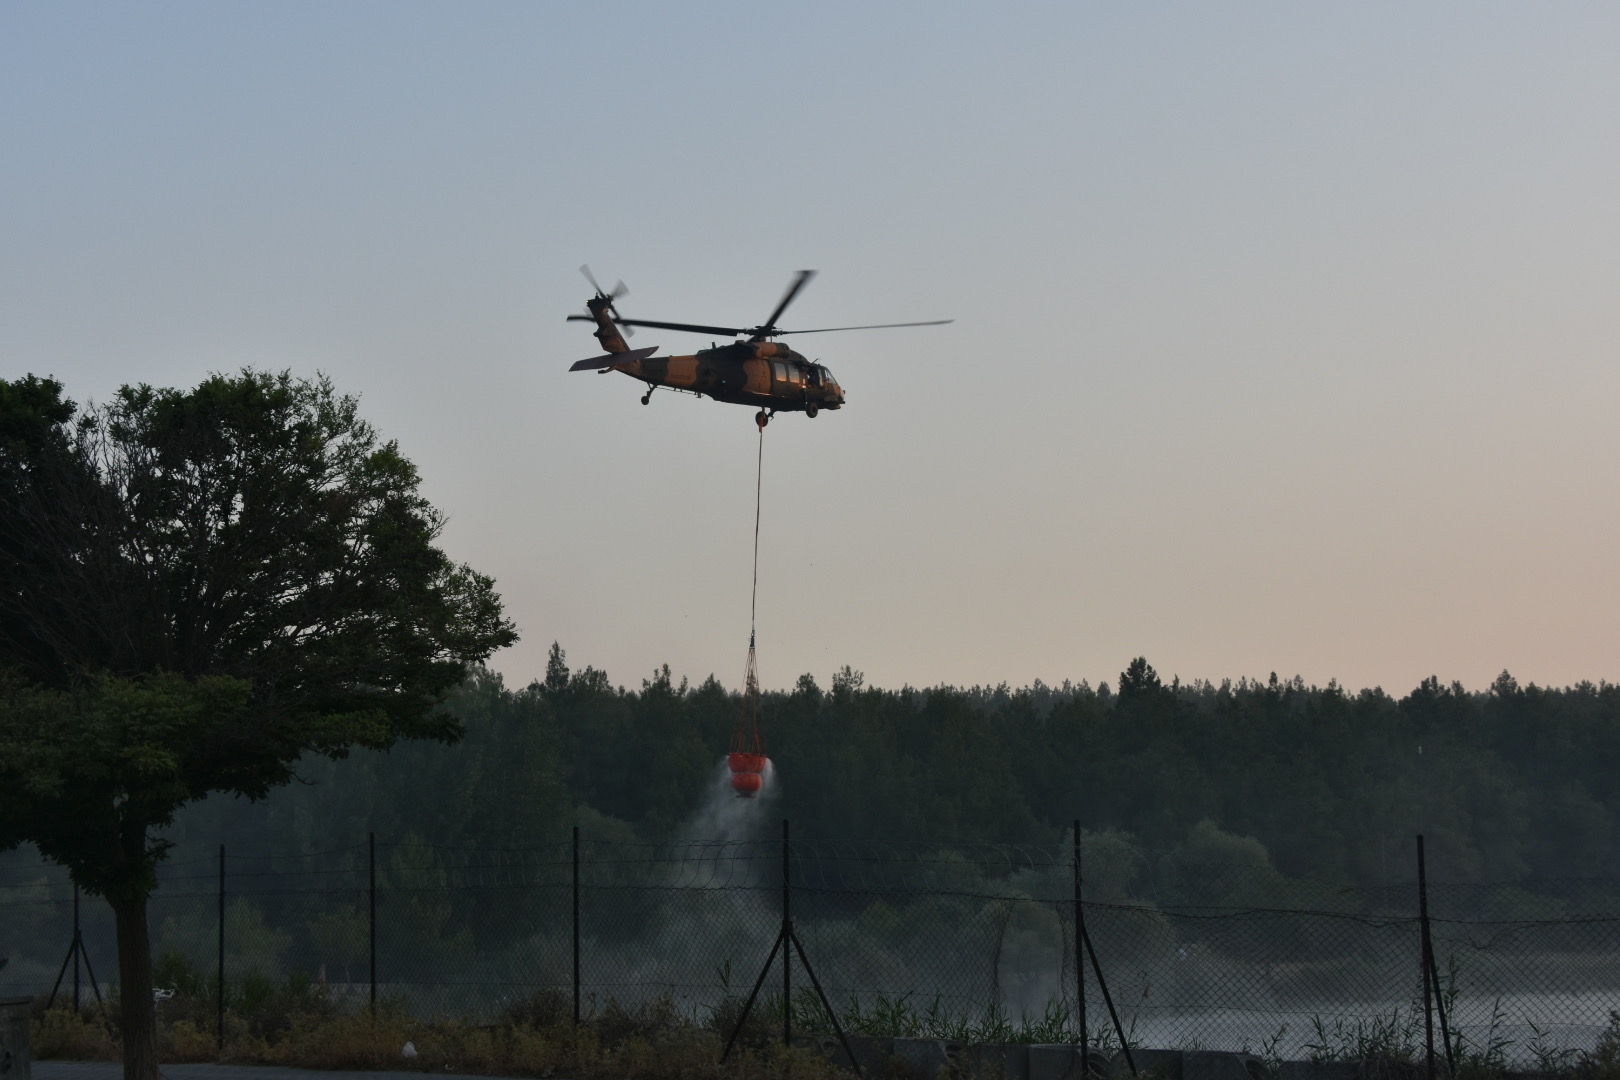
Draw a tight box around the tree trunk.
[110,892,158,1080]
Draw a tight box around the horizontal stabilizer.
[570,345,657,372]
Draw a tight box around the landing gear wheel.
[755,410,770,431]
[806,405,819,418]
[640,392,651,405]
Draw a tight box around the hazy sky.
[3,3,1616,696]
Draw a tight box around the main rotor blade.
[759,270,816,333]
[774,319,954,335]
[568,313,655,327]
[598,316,747,337]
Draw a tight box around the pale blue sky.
[3,2,1616,693]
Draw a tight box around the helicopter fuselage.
[567,270,945,421]
[606,340,844,414]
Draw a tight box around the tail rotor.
[580,265,633,336]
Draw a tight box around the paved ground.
[35,1064,518,1080]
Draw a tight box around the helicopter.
[567,268,950,428]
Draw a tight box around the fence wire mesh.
[3,832,1619,1065]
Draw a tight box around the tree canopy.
[156,652,1620,896]
[0,370,516,1080]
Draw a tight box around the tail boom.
[570,345,658,372]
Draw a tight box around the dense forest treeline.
[142,650,1620,889]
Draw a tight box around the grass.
[29,955,845,1080]
[33,996,846,1080]
[790,989,1136,1048]
[28,950,1620,1080]
[35,998,1620,1080]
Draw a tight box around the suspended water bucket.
[728,752,768,797]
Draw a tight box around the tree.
[544,640,570,695]
[1116,656,1164,706]
[0,371,516,1080]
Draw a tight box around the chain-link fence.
[3,828,1618,1066]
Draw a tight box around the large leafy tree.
[0,371,516,1080]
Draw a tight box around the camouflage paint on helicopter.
[567,269,945,427]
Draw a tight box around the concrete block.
[1184,1052,1270,1080]
[1278,1062,1360,1080]
[1030,1045,1112,1080]
[1030,1045,1079,1080]
[800,1033,894,1076]
[959,1042,1031,1080]
[892,1037,962,1080]
[0,997,32,1080]
[1112,1049,1183,1080]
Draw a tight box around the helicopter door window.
[771,361,788,383]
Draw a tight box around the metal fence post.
[1417,835,1456,1075]
[783,817,792,1049]
[369,832,377,1017]
[217,844,225,1052]
[573,824,581,1028]
[1418,835,1434,1080]
[1074,820,1088,1054]
[73,883,81,1013]
[48,884,102,1015]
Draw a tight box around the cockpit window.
[819,366,838,387]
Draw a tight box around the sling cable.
[727,423,769,797]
